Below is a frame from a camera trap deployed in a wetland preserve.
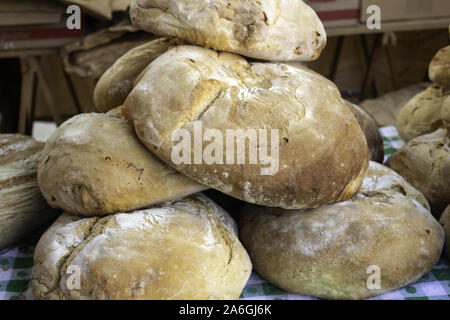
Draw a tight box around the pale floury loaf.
[94,37,184,112]
[123,45,370,210]
[386,129,450,215]
[130,0,326,61]
[32,194,252,300]
[0,135,58,250]
[38,110,206,216]
[240,162,444,300]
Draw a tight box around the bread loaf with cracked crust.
[130,0,326,62]
[397,84,448,142]
[38,110,206,216]
[32,194,252,300]
[239,162,444,300]
[386,129,450,216]
[123,45,369,210]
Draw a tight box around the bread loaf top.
[130,0,326,62]
[429,45,450,89]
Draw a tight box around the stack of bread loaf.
[26,0,445,300]
[387,44,450,261]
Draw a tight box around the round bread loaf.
[130,0,326,62]
[386,129,450,216]
[239,162,444,300]
[397,84,448,142]
[38,111,206,216]
[440,205,450,260]
[345,101,384,163]
[0,135,58,250]
[32,194,252,300]
[94,37,184,112]
[123,45,370,210]
[429,46,450,89]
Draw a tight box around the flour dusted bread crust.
[130,0,326,62]
[239,162,444,300]
[38,111,206,216]
[386,129,450,215]
[345,101,384,163]
[0,135,58,250]
[440,205,450,260]
[123,45,369,210]
[94,37,184,112]
[32,194,252,300]
[397,84,448,142]
[429,46,450,89]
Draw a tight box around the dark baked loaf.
[345,101,384,163]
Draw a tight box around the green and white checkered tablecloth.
[0,126,449,300]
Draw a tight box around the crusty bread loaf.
[32,194,252,300]
[397,84,448,142]
[0,134,58,250]
[429,46,450,89]
[239,162,444,300]
[130,0,326,62]
[123,45,370,210]
[94,37,184,112]
[345,101,384,163]
[386,129,450,216]
[440,205,450,260]
[38,111,206,216]
[442,96,450,131]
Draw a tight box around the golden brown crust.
[124,45,369,210]
[37,112,206,216]
[94,37,184,112]
[239,162,444,300]
[32,194,252,300]
[130,0,326,62]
